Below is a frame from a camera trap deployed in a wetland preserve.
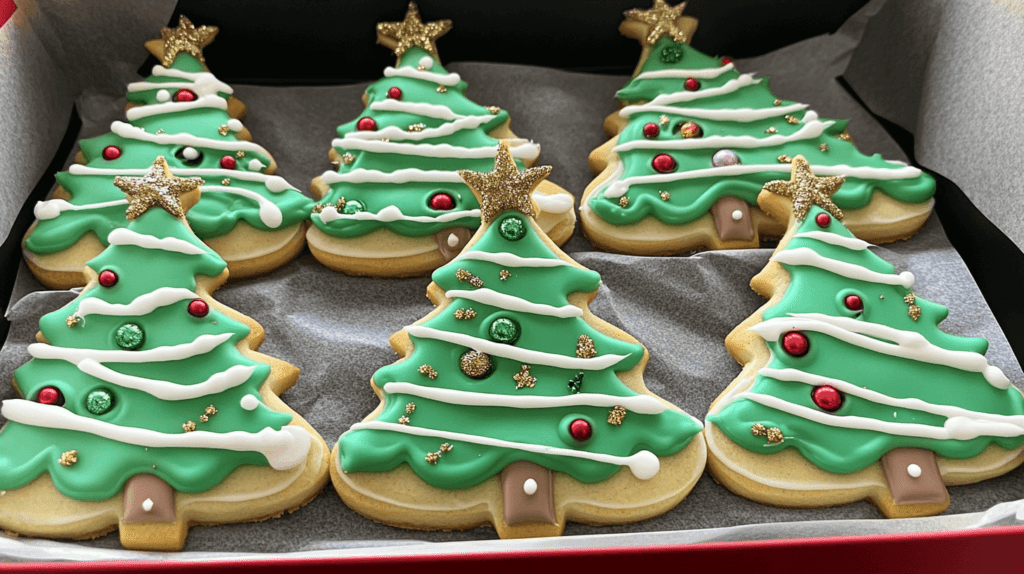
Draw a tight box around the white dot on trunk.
[418,56,434,69]
[142,498,154,512]
[156,89,170,102]
[240,395,259,411]
[731,209,743,221]
[182,147,200,160]
[523,478,538,495]
[907,464,922,478]
[447,233,459,248]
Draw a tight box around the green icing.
[1,208,294,501]
[337,211,702,488]
[24,52,312,256]
[707,205,1024,474]
[590,37,936,227]
[311,46,524,239]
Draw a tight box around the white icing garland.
[444,288,583,318]
[346,114,497,143]
[531,192,573,214]
[382,382,666,414]
[78,360,258,401]
[67,164,296,192]
[201,185,283,227]
[772,248,915,288]
[404,325,629,370]
[315,205,480,225]
[629,75,760,111]
[331,137,541,163]
[455,251,572,268]
[125,94,227,121]
[792,231,872,251]
[613,119,832,153]
[383,66,461,86]
[632,63,735,81]
[1,400,311,470]
[107,228,210,256]
[144,65,233,94]
[29,333,233,365]
[320,167,464,185]
[34,198,128,220]
[750,313,1011,388]
[75,287,197,318]
[369,99,461,121]
[110,121,270,156]
[346,420,660,479]
[619,102,808,121]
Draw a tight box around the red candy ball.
[102,146,121,161]
[642,122,660,138]
[357,117,377,131]
[428,192,455,211]
[721,57,734,65]
[812,386,843,411]
[174,89,197,102]
[387,87,403,100]
[844,294,863,311]
[188,299,210,318]
[652,153,677,173]
[569,419,592,441]
[684,77,701,91]
[815,213,831,228]
[98,270,118,288]
[782,331,809,357]
[220,155,237,169]
[37,386,61,405]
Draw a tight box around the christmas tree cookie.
[705,156,1024,518]
[23,16,312,289]
[0,158,329,550]
[581,1,935,255]
[332,142,705,538]
[308,3,576,277]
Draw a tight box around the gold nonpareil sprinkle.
[487,106,501,114]
[453,308,477,320]
[838,130,853,142]
[59,450,78,466]
[236,150,245,158]
[407,123,426,132]
[608,405,627,426]
[335,198,347,210]
[751,423,767,437]
[155,129,164,135]
[221,178,231,185]
[205,405,217,416]
[398,415,411,425]
[419,365,438,379]
[576,334,597,359]
[469,276,484,288]
[425,452,440,464]
[765,126,777,134]
[66,314,80,328]
[200,414,209,423]
[436,85,447,93]
[660,191,671,201]
[405,402,416,414]
[773,99,782,106]
[457,141,549,223]
[905,293,921,321]
[439,443,453,453]
[513,364,536,390]
[218,124,230,136]
[761,155,845,221]
[784,115,799,124]
[766,427,784,444]
[312,204,325,213]
[417,65,426,71]
[376,2,452,58]
[619,196,630,208]
[158,15,218,67]
[342,153,355,164]
[113,156,202,221]
[819,143,829,152]
[499,270,511,281]
[456,268,484,288]
[777,155,792,163]
[659,114,670,126]
[183,421,197,433]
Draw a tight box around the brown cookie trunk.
[880,447,948,506]
[499,461,556,526]
[710,196,755,241]
[433,227,474,262]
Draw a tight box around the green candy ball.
[85,389,113,415]
[115,323,144,350]
[488,317,521,345]
[498,216,526,241]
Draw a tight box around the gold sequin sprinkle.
[838,130,853,142]
[619,196,630,208]
[499,270,511,281]
[218,125,230,136]
[765,126,777,134]
[205,405,217,416]
[66,314,80,328]
[456,268,484,288]
[221,178,231,185]
[183,421,197,433]
[425,452,440,464]
[659,114,670,126]
[660,191,671,201]
[608,405,627,426]
[777,155,792,163]
[200,415,209,423]
[407,123,426,132]
[773,99,782,106]
[766,427,784,444]
[514,364,536,390]
[453,308,477,320]
[341,153,355,165]
[439,443,453,453]
[436,85,447,93]
[819,143,829,152]
[487,106,501,115]
[785,115,799,124]
[405,402,416,414]
[751,423,767,437]
[312,204,325,213]
[905,293,922,321]
[576,334,596,359]
[236,150,246,158]
[398,415,411,425]
[59,450,78,466]
[419,365,438,379]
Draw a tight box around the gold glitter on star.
[762,155,844,221]
[624,0,696,46]
[158,15,218,67]
[113,157,203,221]
[377,2,452,59]
[459,141,551,224]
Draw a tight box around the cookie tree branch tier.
[0,158,329,551]
[332,142,704,538]
[581,0,936,255]
[705,156,1024,518]
[307,2,576,278]
[22,16,312,289]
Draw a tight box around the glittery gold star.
[158,15,218,67]
[762,155,844,221]
[377,2,452,59]
[458,141,551,223]
[113,157,203,220]
[623,0,697,46]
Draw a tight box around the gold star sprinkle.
[514,364,536,390]
[624,0,694,45]
[183,421,196,433]
[408,123,426,132]
[838,130,853,142]
[405,402,416,414]
[341,153,355,164]
[66,314,80,328]
[762,155,845,221]
[453,308,477,320]
[398,415,411,425]
[660,191,671,201]
[773,99,782,106]
[376,2,452,58]
[218,125,230,136]
[619,196,630,208]
[436,85,447,93]
[236,150,245,158]
[458,142,551,223]
[785,115,799,124]
[487,106,501,115]
[765,126,777,134]
[59,450,78,466]
[499,270,511,281]
[819,143,829,152]
[113,156,202,221]
[576,334,596,359]
[419,365,438,379]
[608,405,627,426]
[777,155,792,163]
[905,293,922,321]
[158,15,218,67]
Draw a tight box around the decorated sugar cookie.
[308,2,576,277]
[581,1,935,255]
[23,16,312,289]
[705,156,1024,518]
[332,142,704,538]
[0,158,329,550]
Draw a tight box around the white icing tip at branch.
[626,450,660,480]
[240,395,259,411]
[248,159,266,172]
